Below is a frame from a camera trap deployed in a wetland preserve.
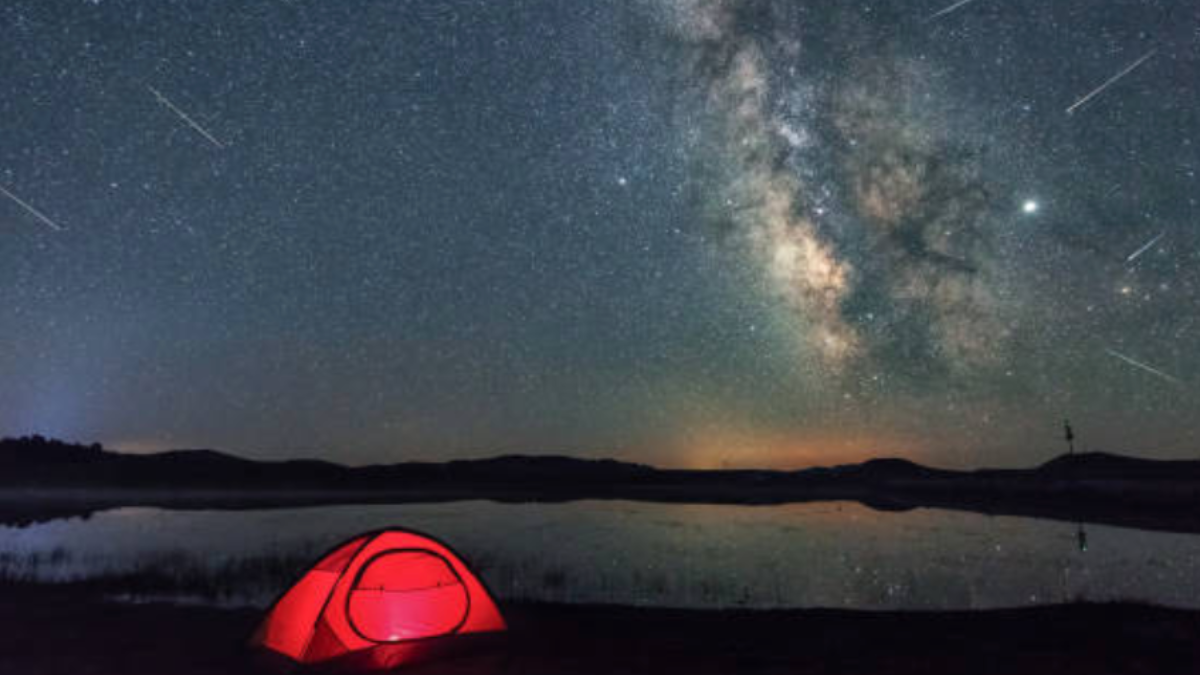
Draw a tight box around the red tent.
[251,529,506,670]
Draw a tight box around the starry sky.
[2,0,1198,469]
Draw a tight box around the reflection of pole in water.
[1062,523,1089,603]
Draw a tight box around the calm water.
[2,500,1199,610]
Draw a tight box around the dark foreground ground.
[2,582,1199,675]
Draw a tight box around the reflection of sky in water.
[2,501,1199,610]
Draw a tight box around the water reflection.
[1,501,1197,610]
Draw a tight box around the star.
[0,0,1196,472]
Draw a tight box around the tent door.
[346,549,471,643]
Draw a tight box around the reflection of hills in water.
[2,501,1198,611]
[3,436,1200,534]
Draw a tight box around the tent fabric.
[251,529,505,669]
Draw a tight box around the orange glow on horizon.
[656,426,925,471]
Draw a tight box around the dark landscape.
[8,443,1198,674]
[4,436,1200,535]
[2,580,1198,675]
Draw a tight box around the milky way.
[655,0,1020,377]
[640,0,1200,465]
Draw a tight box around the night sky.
[2,0,1198,468]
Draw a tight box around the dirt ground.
[2,582,1199,674]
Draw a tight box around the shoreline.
[7,441,1200,533]
[5,484,1200,536]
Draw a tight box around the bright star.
[1021,200,1039,214]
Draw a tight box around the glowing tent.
[251,529,506,670]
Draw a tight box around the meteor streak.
[925,0,984,22]
[1066,49,1157,115]
[0,184,64,231]
[148,85,226,149]
[1105,348,1181,385]
[1126,231,1166,264]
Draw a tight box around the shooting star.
[1105,348,1182,385]
[0,184,64,231]
[925,0,984,22]
[1126,231,1166,264]
[1066,49,1158,115]
[148,85,226,149]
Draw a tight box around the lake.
[2,500,1198,610]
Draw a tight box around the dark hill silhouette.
[0,435,104,466]
[827,457,950,481]
[2,435,1200,533]
[1037,451,1200,480]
